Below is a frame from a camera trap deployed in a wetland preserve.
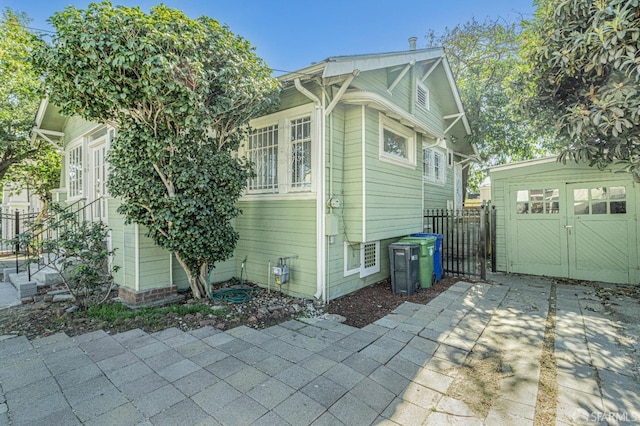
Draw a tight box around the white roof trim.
[322,48,444,79]
[489,156,559,172]
[341,90,443,138]
[440,57,471,135]
[34,98,49,127]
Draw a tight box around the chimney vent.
[408,36,417,51]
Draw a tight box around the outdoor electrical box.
[389,243,420,295]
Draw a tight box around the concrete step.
[32,265,64,286]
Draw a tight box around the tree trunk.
[174,251,207,299]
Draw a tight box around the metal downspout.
[294,79,326,301]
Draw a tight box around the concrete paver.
[0,275,639,425]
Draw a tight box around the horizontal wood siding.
[326,236,396,300]
[364,107,422,241]
[492,181,508,271]
[107,199,136,291]
[63,116,96,145]
[137,226,171,291]
[341,105,364,242]
[423,165,454,211]
[235,199,317,298]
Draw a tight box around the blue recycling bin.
[411,233,443,282]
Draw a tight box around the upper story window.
[68,145,83,198]
[423,146,446,185]
[416,80,430,111]
[379,114,416,167]
[243,104,315,196]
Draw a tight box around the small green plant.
[17,202,118,309]
[85,301,229,322]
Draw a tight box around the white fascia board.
[488,156,559,173]
[441,57,472,135]
[322,48,444,79]
[341,90,444,139]
[34,98,49,127]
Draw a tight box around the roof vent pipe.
[409,36,417,50]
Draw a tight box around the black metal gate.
[424,204,496,280]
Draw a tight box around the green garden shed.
[490,157,640,285]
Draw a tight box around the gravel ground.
[0,277,458,340]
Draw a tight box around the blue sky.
[5,0,535,75]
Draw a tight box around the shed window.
[573,186,626,215]
[516,189,559,214]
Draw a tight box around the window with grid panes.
[68,145,83,198]
[290,116,312,188]
[247,124,278,192]
[423,148,445,184]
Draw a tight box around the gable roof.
[279,47,471,137]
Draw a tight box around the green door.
[509,186,569,277]
[566,182,638,283]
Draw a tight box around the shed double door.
[509,180,637,284]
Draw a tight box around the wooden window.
[379,114,416,167]
[423,147,445,184]
[290,116,312,189]
[68,145,83,199]
[573,186,626,215]
[345,241,380,278]
[247,124,279,192]
[517,189,559,214]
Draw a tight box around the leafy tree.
[0,8,48,181]
[35,1,280,298]
[522,0,640,177]
[3,143,61,217]
[427,19,556,191]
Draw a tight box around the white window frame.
[423,144,446,185]
[67,140,84,201]
[416,80,430,111]
[379,113,416,168]
[246,123,279,193]
[242,104,316,198]
[344,242,361,277]
[343,240,381,278]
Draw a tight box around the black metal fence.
[0,210,40,256]
[424,204,496,280]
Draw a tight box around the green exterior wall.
[234,199,317,298]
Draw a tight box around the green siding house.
[490,157,640,285]
[32,42,476,304]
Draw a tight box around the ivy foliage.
[522,0,640,176]
[0,9,48,181]
[35,2,280,298]
[427,19,557,191]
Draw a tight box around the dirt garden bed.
[0,276,460,340]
